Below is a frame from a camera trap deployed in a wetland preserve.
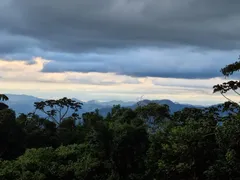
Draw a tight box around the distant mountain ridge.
[98,99,205,116]
[132,99,204,112]
[3,94,206,117]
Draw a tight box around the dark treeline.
[0,61,240,180]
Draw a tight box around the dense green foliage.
[0,61,240,179]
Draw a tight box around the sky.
[0,0,240,105]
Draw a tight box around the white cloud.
[0,57,235,105]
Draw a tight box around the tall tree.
[0,94,9,110]
[0,94,8,101]
[213,57,240,104]
[33,97,83,125]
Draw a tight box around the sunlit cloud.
[0,57,233,105]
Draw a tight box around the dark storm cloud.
[42,60,222,79]
[1,0,240,79]
[41,48,239,79]
[1,0,240,52]
[0,31,39,56]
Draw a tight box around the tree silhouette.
[0,94,9,110]
[0,94,8,101]
[213,56,240,105]
[33,97,82,125]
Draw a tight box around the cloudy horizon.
[1,0,240,105]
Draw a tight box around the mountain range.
[3,94,205,117]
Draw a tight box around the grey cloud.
[41,48,239,79]
[0,31,40,56]
[67,77,140,85]
[1,0,240,79]
[152,80,213,89]
[1,0,240,54]
[42,61,221,79]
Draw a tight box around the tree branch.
[221,93,237,104]
[60,106,69,123]
[233,89,240,96]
